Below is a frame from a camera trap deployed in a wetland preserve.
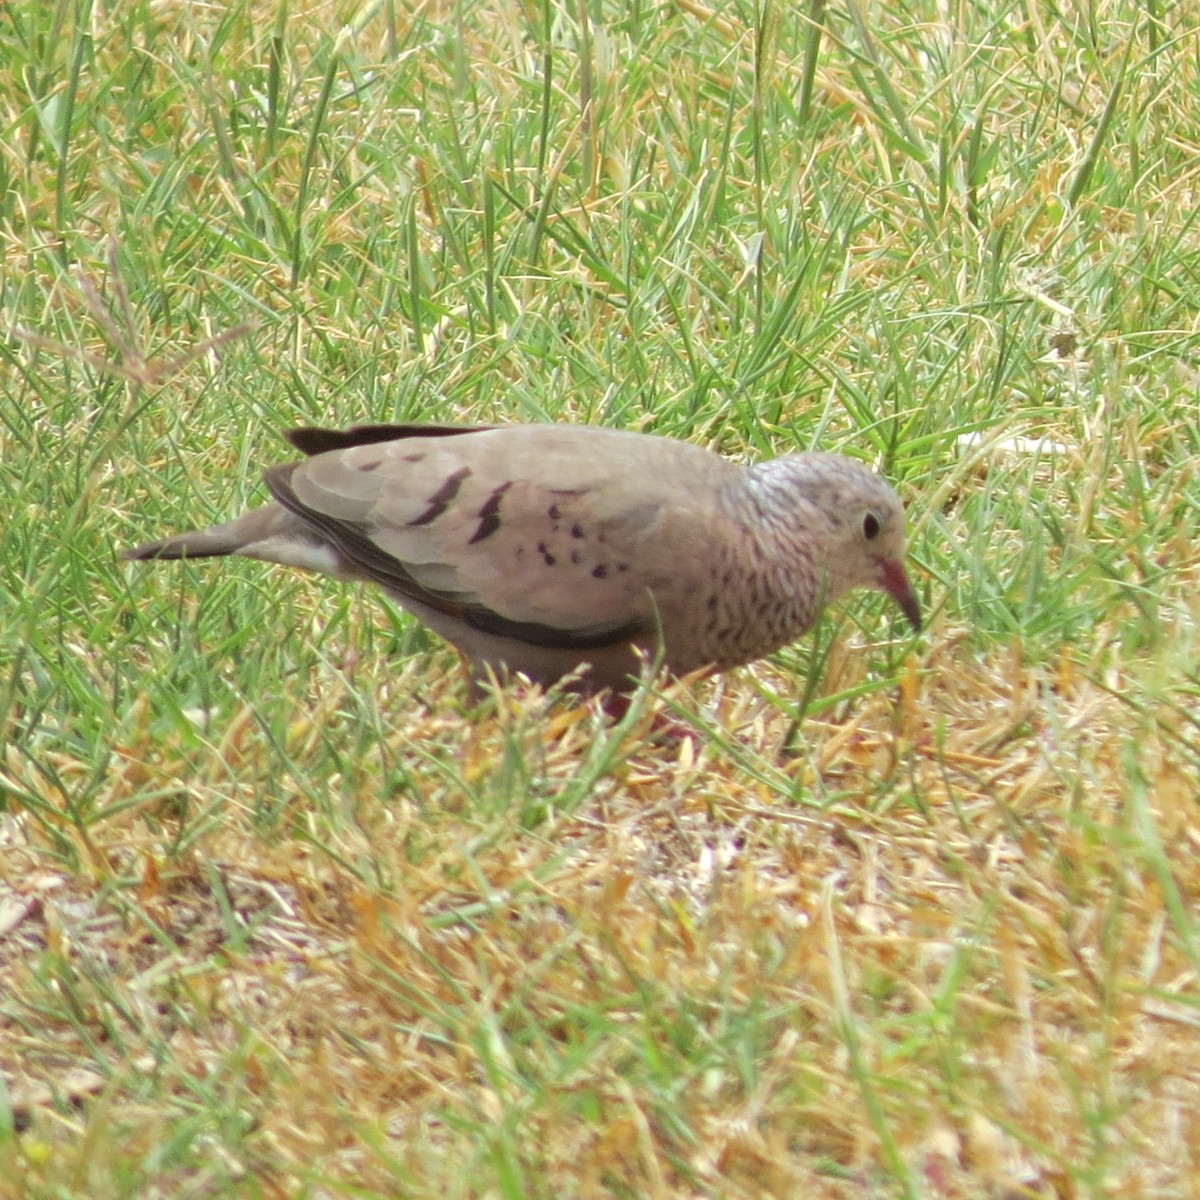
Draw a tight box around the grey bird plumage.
[124,422,920,692]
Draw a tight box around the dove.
[123,422,920,693]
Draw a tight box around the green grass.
[2,0,1200,1195]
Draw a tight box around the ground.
[1,1,1199,1196]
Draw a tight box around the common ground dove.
[124,423,920,691]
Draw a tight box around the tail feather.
[122,503,339,574]
[123,520,260,561]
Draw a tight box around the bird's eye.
[862,512,881,540]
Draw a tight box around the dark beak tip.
[879,558,921,634]
[902,598,922,634]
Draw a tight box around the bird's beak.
[879,558,921,632]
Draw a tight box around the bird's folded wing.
[265,428,724,648]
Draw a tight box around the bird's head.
[751,453,921,632]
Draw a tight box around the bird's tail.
[122,504,338,573]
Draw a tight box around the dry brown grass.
[3,617,1198,1196]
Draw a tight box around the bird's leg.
[588,686,700,745]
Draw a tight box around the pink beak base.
[880,558,922,632]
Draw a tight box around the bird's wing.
[266,425,731,650]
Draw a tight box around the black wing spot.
[536,541,557,566]
[407,467,471,527]
[592,564,609,579]
[570,523,585,539]
[468,481,512,544]
[357,457,383,472]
